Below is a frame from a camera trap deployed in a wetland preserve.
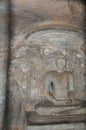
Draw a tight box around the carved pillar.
[5,0,86,130]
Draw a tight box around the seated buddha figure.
[44,56,79,106]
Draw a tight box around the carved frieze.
[9,29,86,125]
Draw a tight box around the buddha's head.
[55,56,66,73]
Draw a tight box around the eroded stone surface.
[0,0,8,129]
[27,123,86,130]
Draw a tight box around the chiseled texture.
[0,0,8,130]
[0,0,86,130]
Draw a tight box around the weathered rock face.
[0,0,8,129]
[0,0,86,130]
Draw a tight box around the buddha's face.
[55,57,66,73]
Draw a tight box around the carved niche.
[11,29,86,125]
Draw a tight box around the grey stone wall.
[0,0,8,129]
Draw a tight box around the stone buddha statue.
[44,57,76,106]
